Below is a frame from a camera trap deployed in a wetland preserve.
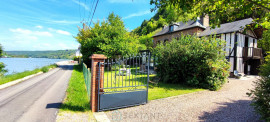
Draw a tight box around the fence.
[82,63,91,100]
[97,52,151,111]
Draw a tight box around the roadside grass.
[57,64,93,121]
[0,64,57,85]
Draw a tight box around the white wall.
[229,57,234,72]
[225,33,230,55]
[216,32,257,74]
[249,37,253,47]
[237,58,244,73]
[237,33,244,57]
[230,33,235,56]
[254,39,257,48]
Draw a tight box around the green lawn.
[58,64,93,121]
[102,68,204,100]
[148,82,204,100]
[0,64,57,85]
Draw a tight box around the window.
[245,36,249,47]
[169,25,174,32]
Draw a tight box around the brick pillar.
[90,54,107,112]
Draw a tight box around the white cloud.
[46,20,80,25]
[35,25,43,29]
[108,0,146,3]
[2,27,78,51]
[9,28,53,37]
[48,28,71,36]
[72,0,89,10]
[56,30,71,36]
[123,10,151,19]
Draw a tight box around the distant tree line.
[5,50,76,59]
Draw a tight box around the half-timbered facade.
[153,18,263,75]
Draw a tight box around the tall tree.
[258,29,270,55]
[76,13,145,65]
[150,0,270,28]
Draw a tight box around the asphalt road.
[0,62,73,122]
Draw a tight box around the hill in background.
[4,50,76,59]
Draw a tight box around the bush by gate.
[154,35,230,90]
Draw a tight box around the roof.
[153,19,206,37]
[199,18,253,37]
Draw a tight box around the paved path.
[106,76,263,122]
[0,62,73,122]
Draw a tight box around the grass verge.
[57,65,93,122]
[0,64,57,85]
[148,82,204,100]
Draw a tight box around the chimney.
[200,15,209,27]
[163,25,167,29]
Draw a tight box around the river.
[0,58,66,75]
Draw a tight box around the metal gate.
[97,52,150,111]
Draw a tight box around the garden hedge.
[154,35,230,90]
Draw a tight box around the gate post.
[90,54,107,112]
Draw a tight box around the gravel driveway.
[106,76,263,122]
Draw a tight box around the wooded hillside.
[5,50,76,59]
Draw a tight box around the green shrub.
[154,35,230,90]
[41,66,49,73]
[248,57,270,121]
[0,62,7,76]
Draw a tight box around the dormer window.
[169,25,174,32]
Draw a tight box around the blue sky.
[0,0,155,51]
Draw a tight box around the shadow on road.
[58,65,73,71]
[198,100,263,122]
[46,103,62,109]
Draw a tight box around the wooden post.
[90,54,107,112]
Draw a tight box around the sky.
[0,0,155,51]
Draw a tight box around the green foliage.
[5,50,76,59]
[154,35,230,90]
[150,0,270,28]
[265,51,270,62]
[0,44,3,57]
[133,7,195,36]
[258,29,270,53]
[248,54,270,121]
[0,62,7,77]
[41,67,49,73]
[138,29,162,50]
[0,44,7,76]
[76,13,145,63]
[73,56,81,62]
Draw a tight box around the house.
[75,45,82,57]
[153,17,263,75]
